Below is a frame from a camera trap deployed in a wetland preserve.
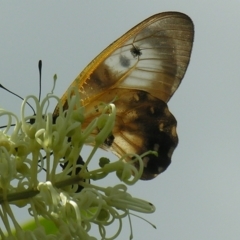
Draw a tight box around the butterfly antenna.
[38,60,42,102]
[0,84,35,115]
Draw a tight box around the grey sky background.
[1,1,240,239]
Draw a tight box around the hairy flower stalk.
[0,87,155,239]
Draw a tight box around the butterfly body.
[54,12,194,180]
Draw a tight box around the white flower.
[0,87,155,239]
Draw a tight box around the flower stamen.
[0,87,156,239]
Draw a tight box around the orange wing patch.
[54,12,194,180]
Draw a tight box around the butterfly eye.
[60,155,89,192]
[104,134,115,147]
[55,12,194,180]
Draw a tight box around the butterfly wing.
[80,88,178,180]
[54,12,194,180]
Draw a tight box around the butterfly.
[54,11,194,180]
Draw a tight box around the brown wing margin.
[56,12,194,112]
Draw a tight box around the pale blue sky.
[1,1,240,239]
